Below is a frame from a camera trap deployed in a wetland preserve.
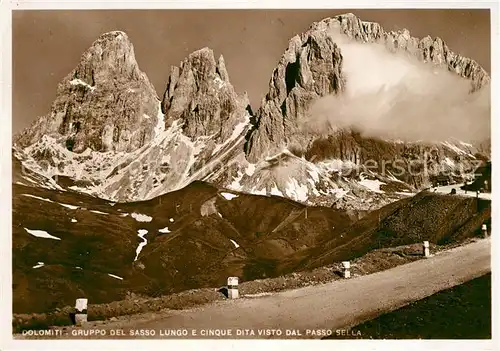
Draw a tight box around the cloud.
[300,32,491,144]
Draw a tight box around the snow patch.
[159,227,171,233]
[221,192,239,200]
[228,170,244,191]
[245,163,256,176]
[162,155,171,164]
[192,139,206,157]
[441,141,469,156]
[212,115,249,155]
[68,186,95,196]
[169,218,174,223]
[24,228,61,240]
[308,180,321,197]
[71,218,78,223]
[131,212,153,222]
[359,175,386,193]
[134,229,148,261]
[107,273,124,280]
[285,178,309,202]
[59,203,79,210]
[395,192,415,196]
[459,141,473,148]
[90,210,109,215]
[307,169,320,183]
[214,76,225,89]
[69,78,96,91]
[252,187,267,196]
[32,262,45,269]
[229,239,240,249]
[443,157,455,167]
[153,102,166,138]
[330,188,348,199]
[270,184,284,197]
[21,194,53,203]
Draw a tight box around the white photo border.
[1,1,498,350]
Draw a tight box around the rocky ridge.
[332,14,488,91]
[244,13,489,162]
[13,14,489,210]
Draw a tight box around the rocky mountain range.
[13,13,490,211]
[244,13,489,161]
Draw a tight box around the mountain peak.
[71,30,146,88]
[245,23,346,162]
[314,13,489,90]
[244,13,490,162]
[15,30,160,153]
[162,47,249,142]
[188,46,212,55]
[86,30,131,51]
[96,30,129,41]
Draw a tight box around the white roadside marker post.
[75,298,88,325]
[482,224,488,238]
[423,241,430,257]
[341,261,351,278]
[227,277,239,299]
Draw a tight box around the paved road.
[432,184,491,200]
[101,238,491,339]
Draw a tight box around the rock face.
[225,13,489,209]
[244,13,490,163]
[14,31,161,154]
[13,40,251,203]
[330,14,489,92]
[162,48,250,142]
[245,30,345,162]
[94,48,251,202]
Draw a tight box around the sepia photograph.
[2,1,497,347]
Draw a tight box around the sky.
[12,9,491,134]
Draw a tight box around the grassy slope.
[13,181,491,315]
[326,273,491,339]
[284,191,491,272]
[12,180,355,313]
[13,240,461,333]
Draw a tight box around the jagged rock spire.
[161,47,250,142]
[245,24,346,162]
[15,31,160,153]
